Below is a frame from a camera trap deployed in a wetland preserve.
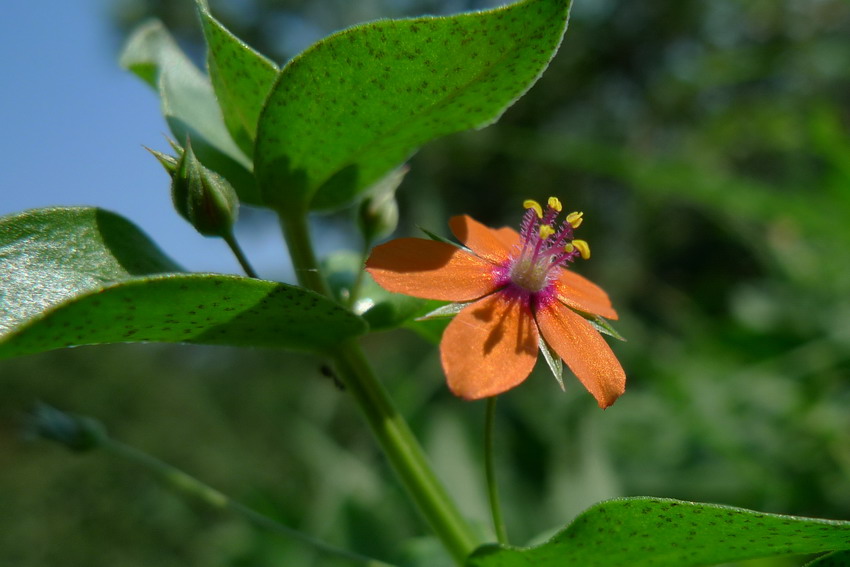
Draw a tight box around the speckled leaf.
[120,20,261,205]
[199,3,278,156]
[467,498,850,567]
[255,0,572,211]
[0,207,366,358]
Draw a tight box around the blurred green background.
[2,0,850,565]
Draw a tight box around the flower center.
[508,197,590,293]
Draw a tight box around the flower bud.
[357,166,406,243]
[150,139,239,237]
[29,402,107,453]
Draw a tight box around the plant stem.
[222,230,259,278]
[346,240,371,308]
[485,396,509,545]
[103,438,395,567]
[278,209,480,565]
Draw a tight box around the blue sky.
[0,1,289,277]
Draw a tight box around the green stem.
[485,397,508,545]
[346,239,371,308]
[278,209,480,565]
[222,230,259,278]
[103,438,395,567]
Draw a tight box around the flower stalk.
[277,208,480,565]
[485,397,509,545]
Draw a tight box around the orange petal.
[535,299,625,408]
[366,238,500,301]
[441,291,539,399]
[555,270,618,320]
[449,215,516,264]
[492,226,520,250]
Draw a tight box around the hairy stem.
[485,396,508,545]
[278,208,480,565]
[222,230,259,278]
[104,438,394,567]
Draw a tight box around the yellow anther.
[564,243,574,253]
[523,199,543,218]
[539,224,556,239]
[572,239,591,260]
[547,196,562,212]
[566,211,584,229]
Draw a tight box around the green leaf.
[467,497,850,567]
[0,207,366,358]
[198,3,278,156]
[255,0,572,211]
[805,551,850,566]
[120,20,261,205]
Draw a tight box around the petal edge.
[535,298,625,408]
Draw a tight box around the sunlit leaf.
[255,0,573,212]
[198,2,278,156]
[468,497,850,567]
[0,207,365,358]
[120,20,261,205]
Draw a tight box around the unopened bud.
[167,139,239,237]
[358,166,406,243]
[29,402,107,453]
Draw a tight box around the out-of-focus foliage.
[3,0,849,565]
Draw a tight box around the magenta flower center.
[507,198,588,293]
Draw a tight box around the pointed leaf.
[255,0,572,211]
[0,208,366,358]
[468,497,850,567]
[198,3,278,155]
[120,20,261,205]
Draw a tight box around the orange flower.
[365,198,625,408]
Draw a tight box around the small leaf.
[255,0,573,211]
[467,497,850,567]
[198,2,278,156]
[120,20,261,205]
[0,207,366,358]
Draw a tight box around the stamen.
[572,239,591,259]
[510,197,592,292]
[523,200,543,219]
